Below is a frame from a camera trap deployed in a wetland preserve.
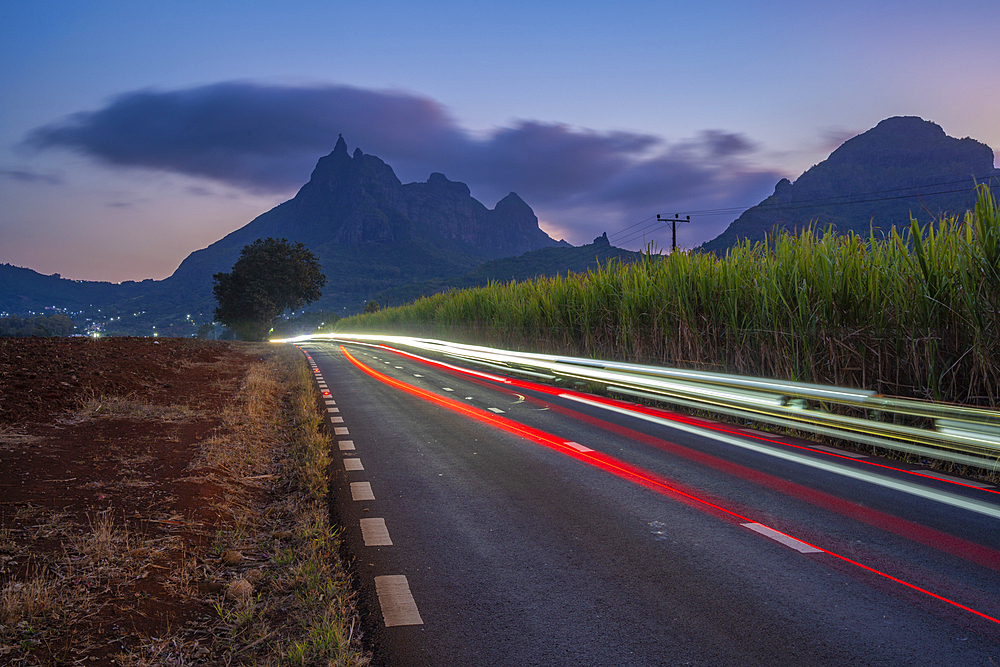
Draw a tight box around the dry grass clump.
[68,513,134,570]
[0,566,57,628]
[0,426,40,445]
[196,362,283,477]
[72,391,198,422]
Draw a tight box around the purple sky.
[2,1,998,282]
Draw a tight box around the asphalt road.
[299,341,1000,666]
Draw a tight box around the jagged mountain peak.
[495,192,530,211]
[161,137,566,312]
[422,172,472,198]
[333,133,348,154]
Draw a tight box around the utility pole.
[656,214,690,253]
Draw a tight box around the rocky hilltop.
[700,117,998,253]
[163,136,566,311]
[403,173,548,257]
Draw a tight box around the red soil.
[0,337,262,665]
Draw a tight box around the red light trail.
[339,344,1000,628]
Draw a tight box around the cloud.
[698,130,757,158]
[0,167,62,185]
[26,82,462,193]
[25,81,785,247]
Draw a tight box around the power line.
[475,173,998,284]
[608,174,998,252]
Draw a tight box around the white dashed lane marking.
[360,518,392,546]
[443,388,454,392]
[413,374,423,377]
[488,407,505,413]
[742,522,822,553]
[374,575,423,627]
[317,349,422,629]
[564,441,594,453]
[351,482,375,501]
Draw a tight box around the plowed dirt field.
[0,337,266,665]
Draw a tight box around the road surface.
[299,340,1000,666]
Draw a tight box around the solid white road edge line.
[916,470,994,488]
[811,445,868,458]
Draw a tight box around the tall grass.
[339,184,1000,407]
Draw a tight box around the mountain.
[160,135,568,315]
[2,137,569,328]
[0,263,152,315]
[700,117,999,254]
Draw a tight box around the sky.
[2,0,998,283]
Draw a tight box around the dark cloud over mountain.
[25,82,783,246]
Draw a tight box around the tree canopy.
[0,313,75,337]
[212,238,326,341]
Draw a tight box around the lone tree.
[213,238,326,341]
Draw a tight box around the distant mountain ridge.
[700,116,999,253]
[0,263,152,314]
[2,137,569,323]
[373,232,645,306]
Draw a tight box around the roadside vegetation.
[172,345,369,667]
[339,184,1000,408]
